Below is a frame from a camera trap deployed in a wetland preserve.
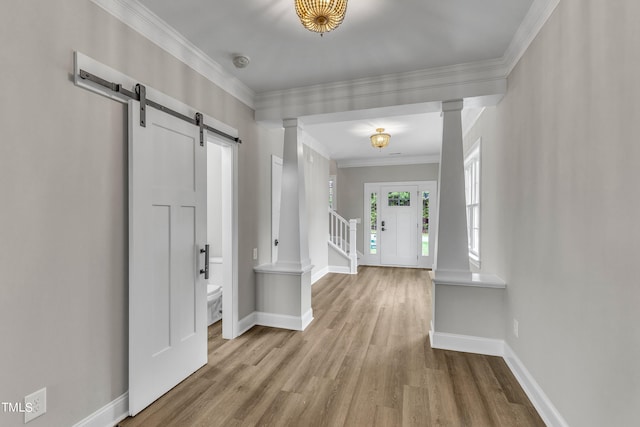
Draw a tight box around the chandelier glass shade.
[295,0,348,34]
[370,128,391,149]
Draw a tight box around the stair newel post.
[349,219,358,274]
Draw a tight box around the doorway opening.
[362,181,437,269]
[207,137,238,340]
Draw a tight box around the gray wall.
[0,1,262,426]
[304,146,330,278]
[466,1,640,425]
[337,163,439,253]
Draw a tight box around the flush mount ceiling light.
[295,0,348,36]
[370,128,390,149]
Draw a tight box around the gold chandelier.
[295,0,348,35]
[370,128,390,149]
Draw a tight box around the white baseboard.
[255,309,313,331]
[72,392,128,427]
[429,330,504,357]
[237,311,257,336]
[311,266,329,285]
[503,343,569,427]
[429,324,567,427]
[328,266,351,275]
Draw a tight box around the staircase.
[328,208,358,274]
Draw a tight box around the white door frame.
[362,180,438,269]
[208,135,239,340]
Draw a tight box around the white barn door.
[128,100,208,415]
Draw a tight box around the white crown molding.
[337,155,440,169]
[502,0,561,76]
[90,0,559,120]
[255,0,560,120]
[89,0,255,108]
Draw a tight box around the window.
[465,139,481,264]
[328,175,336,210]
[421,191,430,256]
[387,191,411,206]
[370,192,377,254]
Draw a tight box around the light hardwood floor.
[119,266,544,427]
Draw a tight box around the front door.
[128,100,208,415]
[379,185,419,266]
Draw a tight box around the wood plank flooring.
[119,266,544,427]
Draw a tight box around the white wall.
[0,1,266,426]
[465,1,640,425]
[337,163,439,253]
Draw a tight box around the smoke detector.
[232,55,250,69]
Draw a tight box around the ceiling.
[137,0,534,164]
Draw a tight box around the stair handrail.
[328,208,358,274]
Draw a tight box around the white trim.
[429,331,505,357]
[237,312,257,336]
[255,0,559,120]
[502,0,561,76]
[88,0,254,108]
[328,266,351,275]
[433,272,506,289]
[428,326,569,427]
[504,343,570,427]
[72,393,128,427]
[255,309,314,331]
[88,0,558,119]
[311,266,329,284]
[337,155,440,169]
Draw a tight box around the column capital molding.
[283,118,304,130]
[442,99,464,112]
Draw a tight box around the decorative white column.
[275,118,311,270]
[253,118,313,331]
[434,99,471,282]
[430,100,506,353]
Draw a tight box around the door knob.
[274,239,279,246]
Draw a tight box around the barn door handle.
[200,244,209,279]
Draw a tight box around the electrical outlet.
[513,319,519,338]
[24,387,46,423]
[252,248,258,260]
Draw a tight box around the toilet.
[207,257,223,325]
